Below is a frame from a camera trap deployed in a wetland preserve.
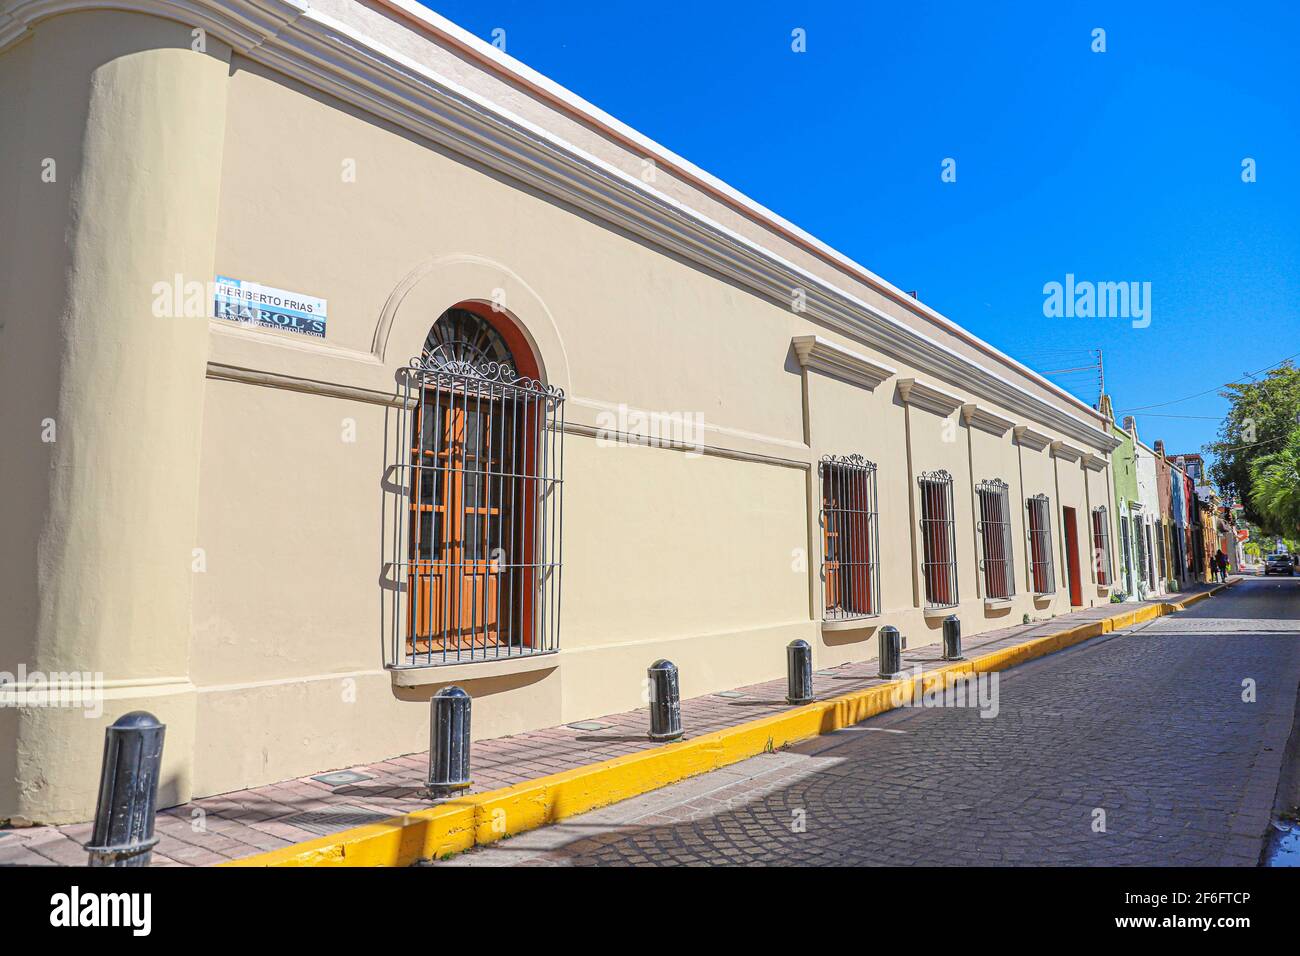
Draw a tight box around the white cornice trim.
[961,403,1014,437]
[1014,425,1051,451]
[1081,452,1108,472]
[791,335,895,391]
[1051,440,1086,462]
[897,378,963,417]
[359,1,1119,434]
[0,0,307,50]
[0,0,1120,454]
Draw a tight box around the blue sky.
[424,0,1299,461]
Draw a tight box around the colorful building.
[1153,441,1184,588]
[1128,426,1168,599]
[1174,452,1230,580]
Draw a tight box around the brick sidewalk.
[0,583,1231,866]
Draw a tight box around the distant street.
[439,578,1300,866]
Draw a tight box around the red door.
[1062,507,1083,607]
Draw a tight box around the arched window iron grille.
[919,469,958,608]
[818,454,879,620]
[390,340,565,667]
[422,306,513,372]
[1090,506,1113,587]
[1026,493,1056,595]
[976,479,1016,600]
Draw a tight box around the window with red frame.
[1027,494,1056,595]
[1091,506,1113,586]
[820,455,879,619]
[919,470,958,608]
[977,479,1016,600]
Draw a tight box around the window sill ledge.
[388,651,559,687]
[821,617,878,633]
[922,605,959,619]
[983,598,1014,610]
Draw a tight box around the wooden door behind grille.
[407,394,517,655]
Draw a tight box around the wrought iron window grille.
[1027,493,1056,596]
[1091,505,1113,586]
[976,479,1016,600]
[388,316,565,668]
[919,469,959,609]
[819,454,880,620]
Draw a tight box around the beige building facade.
[0,0,1120,823]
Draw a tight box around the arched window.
[421,306,515,371]
[395,304,564,665]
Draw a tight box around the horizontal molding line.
[565,422,811,469]
[2,0,1116,455]
[207,362,403,406]
[207,362,810,467]
[196,668,387,695]
[0,676,194,693]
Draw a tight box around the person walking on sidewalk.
[1214,549,1227,583]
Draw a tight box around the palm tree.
[1249,430,1300,538]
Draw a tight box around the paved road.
[439,577,1300,866]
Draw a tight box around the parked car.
[1264,553,1294,576]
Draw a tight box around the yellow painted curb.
[226,581,1238,867]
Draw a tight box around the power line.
[1026,348,1103,408]
[1212,433,1289,455]
[1131,413,1223,420]
[1116,350,1300,413]
[1040,365,1099,375]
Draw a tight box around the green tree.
[1206,362,1300,526]
[1249,430,1300,538]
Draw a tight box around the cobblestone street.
[437,577,1300,866]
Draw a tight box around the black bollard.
[786,639,814,704]
[878,625,903,679]
[427,686,472,798]
[942,615,964,661]
[647,659,683,741]
[85,711,166,867]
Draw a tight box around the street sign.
[213,275,327,338]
